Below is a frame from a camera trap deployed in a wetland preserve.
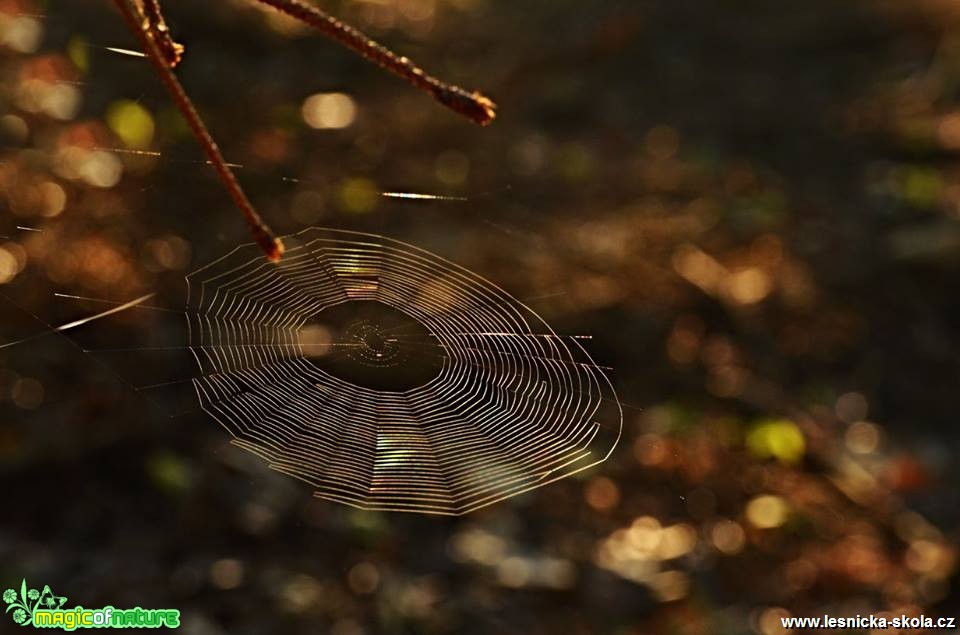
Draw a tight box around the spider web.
[184,227,622,515]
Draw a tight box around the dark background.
[2,0,959,633]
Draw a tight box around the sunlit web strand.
[96,147,470,202]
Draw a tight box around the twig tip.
[267,237,286,262]
[436,87,497,125]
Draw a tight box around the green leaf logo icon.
[3,579,65,627]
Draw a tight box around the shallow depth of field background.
[2,1,960,633]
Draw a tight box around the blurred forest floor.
[2,0,960,633]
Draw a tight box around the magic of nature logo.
[3,579,180,630]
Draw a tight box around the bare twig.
[111,0,284,261]
[111,0,496,261]
[252,0,497,125]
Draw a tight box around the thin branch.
[110,0,496,261]
[111,0,284,261]
[252,0,497,126]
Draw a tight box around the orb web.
[186,227,622,515]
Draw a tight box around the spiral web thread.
[186,227,622,515]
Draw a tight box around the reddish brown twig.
[112,0,495,261]
[111,0,284,261]
[252,0,497,125]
